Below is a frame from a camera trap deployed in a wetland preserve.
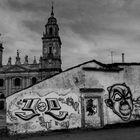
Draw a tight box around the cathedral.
[0,5,62,102]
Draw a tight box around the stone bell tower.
[0,37,3,67]
[42,3,62,72]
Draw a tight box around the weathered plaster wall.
[6,61,140,134]
[7,68,84,134]
[101,65,140,125]
[83,65,140,125]
[83,62,124,126]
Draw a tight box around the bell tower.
[0,35,3,67]
[42,3,62,72]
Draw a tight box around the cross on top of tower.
[51,1,54,17]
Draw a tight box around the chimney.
[122,53,124,63]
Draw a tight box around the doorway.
[84,96,102,128]
[80,88,104,128]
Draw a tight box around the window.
[0,100,4,110]
[0,79,4,87]
[31,77,37,85]
[0,94,5,99]
[14,78,21,87]
[49,47,52,54]
[49,27,53,35]
[0,93,5,110]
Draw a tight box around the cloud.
[0,0,139,69]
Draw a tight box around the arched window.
[49,27,53,35]
[0,79,4,87]
[32,77,37,85]
[14,78,21,87]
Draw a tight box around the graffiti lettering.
[45,111,68,121]
[132,97,140,119]
[59,97,79,111]
[8,92,81,133]
[45,98,68,121]
[37,102,47,112]
[55,121,69,129]
[45,98,61,111]
[7,110,18,122]
[15,98,40,121]
[38,116,52,130]
[105,83,133,121]
[15,98,68,121]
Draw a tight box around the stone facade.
[0,5,62,104]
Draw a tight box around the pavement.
[1,124,140,140]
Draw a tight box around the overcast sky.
[0,0,140,69]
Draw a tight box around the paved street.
[1,126,140,140]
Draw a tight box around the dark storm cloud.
[22,20,44,35]
[4,0,47,12]
[7,0,136,41]
[1,0,140,69]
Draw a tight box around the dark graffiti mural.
[58,97,79,112]
[7,91,81,133]
[84,98,100,127]
[132,97,140,119]
[105,83,133,121]
[38,116,52,130]
[15,98,68,121]
[86,99,97,116]
[15,98,40,121]
[55,120,70,129]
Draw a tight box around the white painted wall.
[7,61,140,134]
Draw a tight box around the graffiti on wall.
[105,83,133,121]
[86,99,97,116]
[55,121,70,129]
[38,116,52,130]
[58,97,79,112]
[84,98,101,127]
[105,83,140,122]
[132,97,140,119]
[15,98,68,121]
[7,91,81,133]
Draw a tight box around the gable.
[81,60,106,69]
[82,62,102,69]
[5,65,29,73]
[81,60,122,72]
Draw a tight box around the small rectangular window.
[0,79,4,87]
